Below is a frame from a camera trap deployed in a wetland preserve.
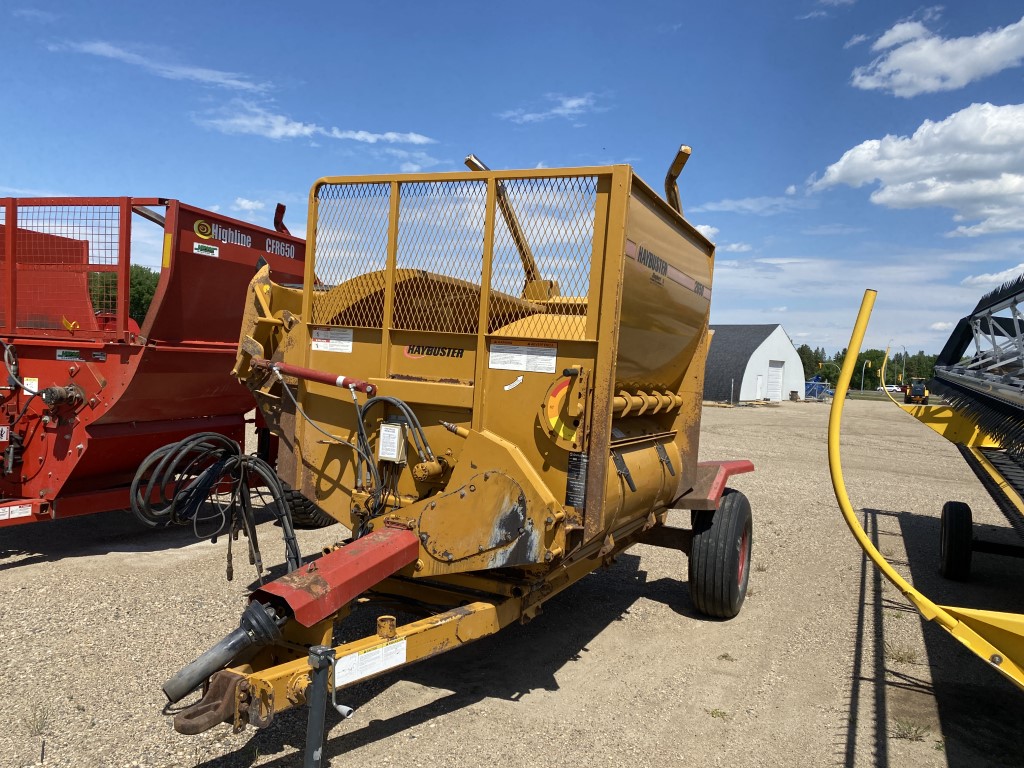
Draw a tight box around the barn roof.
[704,324,779,401]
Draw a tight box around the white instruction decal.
[489,342,557,374]
[0,426,8,442]
[0,504,32,520]
[312,328,353,353]
[334,638,407,686]
[23,378,38,393]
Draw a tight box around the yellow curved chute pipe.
[879,347,901,405]
[826,289,958,630]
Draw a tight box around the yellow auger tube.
[828,289,1024,690]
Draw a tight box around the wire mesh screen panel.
[312,183,391,327]
[489,176,597,340]
[393,180,487,335]
[6,204,122,332]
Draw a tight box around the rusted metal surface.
[675,459,756,511]
[172,670,247,735]
[251,528,420,627]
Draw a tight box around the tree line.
[796,344,937,390]
[87,265,160,324]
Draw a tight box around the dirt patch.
[1,400,1023,767]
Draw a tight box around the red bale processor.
[0,197,305,527]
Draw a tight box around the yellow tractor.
[904,376,930,405]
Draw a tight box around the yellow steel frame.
[829,289,1024,690]
[221,510,669,725]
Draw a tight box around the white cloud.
[49,41,268,92]
[785,185,797,195]
[0,183,63,196]
[196,101,435,146]
[811,102,1024,236]
[692,195,813,216]
[326,128,435,145]
[961,263,1024,289]
[381,148,443,174]
[694,224,719,241]
[844,33,869,49]
[929,321,954,331]
[13,8,57,22]
[710,235,1024,353]
[769,306,788,313]
[798,11,828,20]
[499,93,602,125]
[721,242,753,253]
[852,14,1024,97]
[801,223,867,235]
[710,250,980,352]
[232,198,265,212]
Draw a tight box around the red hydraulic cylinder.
[251,357,376,395]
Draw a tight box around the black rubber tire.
[923,397,929,405]
[689,489,752,619]
[939,500,972,580]
[283,487,336,529]
[904,395,911,404]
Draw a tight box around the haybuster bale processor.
[0,197,305,526]
[163,148,755,754]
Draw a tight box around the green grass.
[884,641,921,665]
[891,718,930,741]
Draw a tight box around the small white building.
[703,324,805,402]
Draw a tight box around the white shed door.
[767,360,784,401]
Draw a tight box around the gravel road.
[2,400,1023,767]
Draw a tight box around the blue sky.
[3,1,1024,353]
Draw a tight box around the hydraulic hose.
[131,433,302,577]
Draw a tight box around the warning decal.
[334,638,407,686]
[488,342,557,374]
[312,328,353,353]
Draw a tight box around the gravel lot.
[2,400,1024,767]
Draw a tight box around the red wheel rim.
[737,527,750,586]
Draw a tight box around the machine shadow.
[0,501,276,571]
[199,551,699,767]
[841,508,890,768]
[856,506,1024,767]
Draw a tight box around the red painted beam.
[252,528,420,627]
[699,459,755,505]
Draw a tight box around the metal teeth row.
[931,379,1024,460]
[972,272,1024,315]
[957,445,1024,537]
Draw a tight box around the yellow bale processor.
[162,149,754,755]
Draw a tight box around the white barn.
[703,324,805,403]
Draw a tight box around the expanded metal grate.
[393,180,487,335]
[312,183,391,327]
[489,176,596,339]
[1,204,121,331]
[310,175,599,338]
